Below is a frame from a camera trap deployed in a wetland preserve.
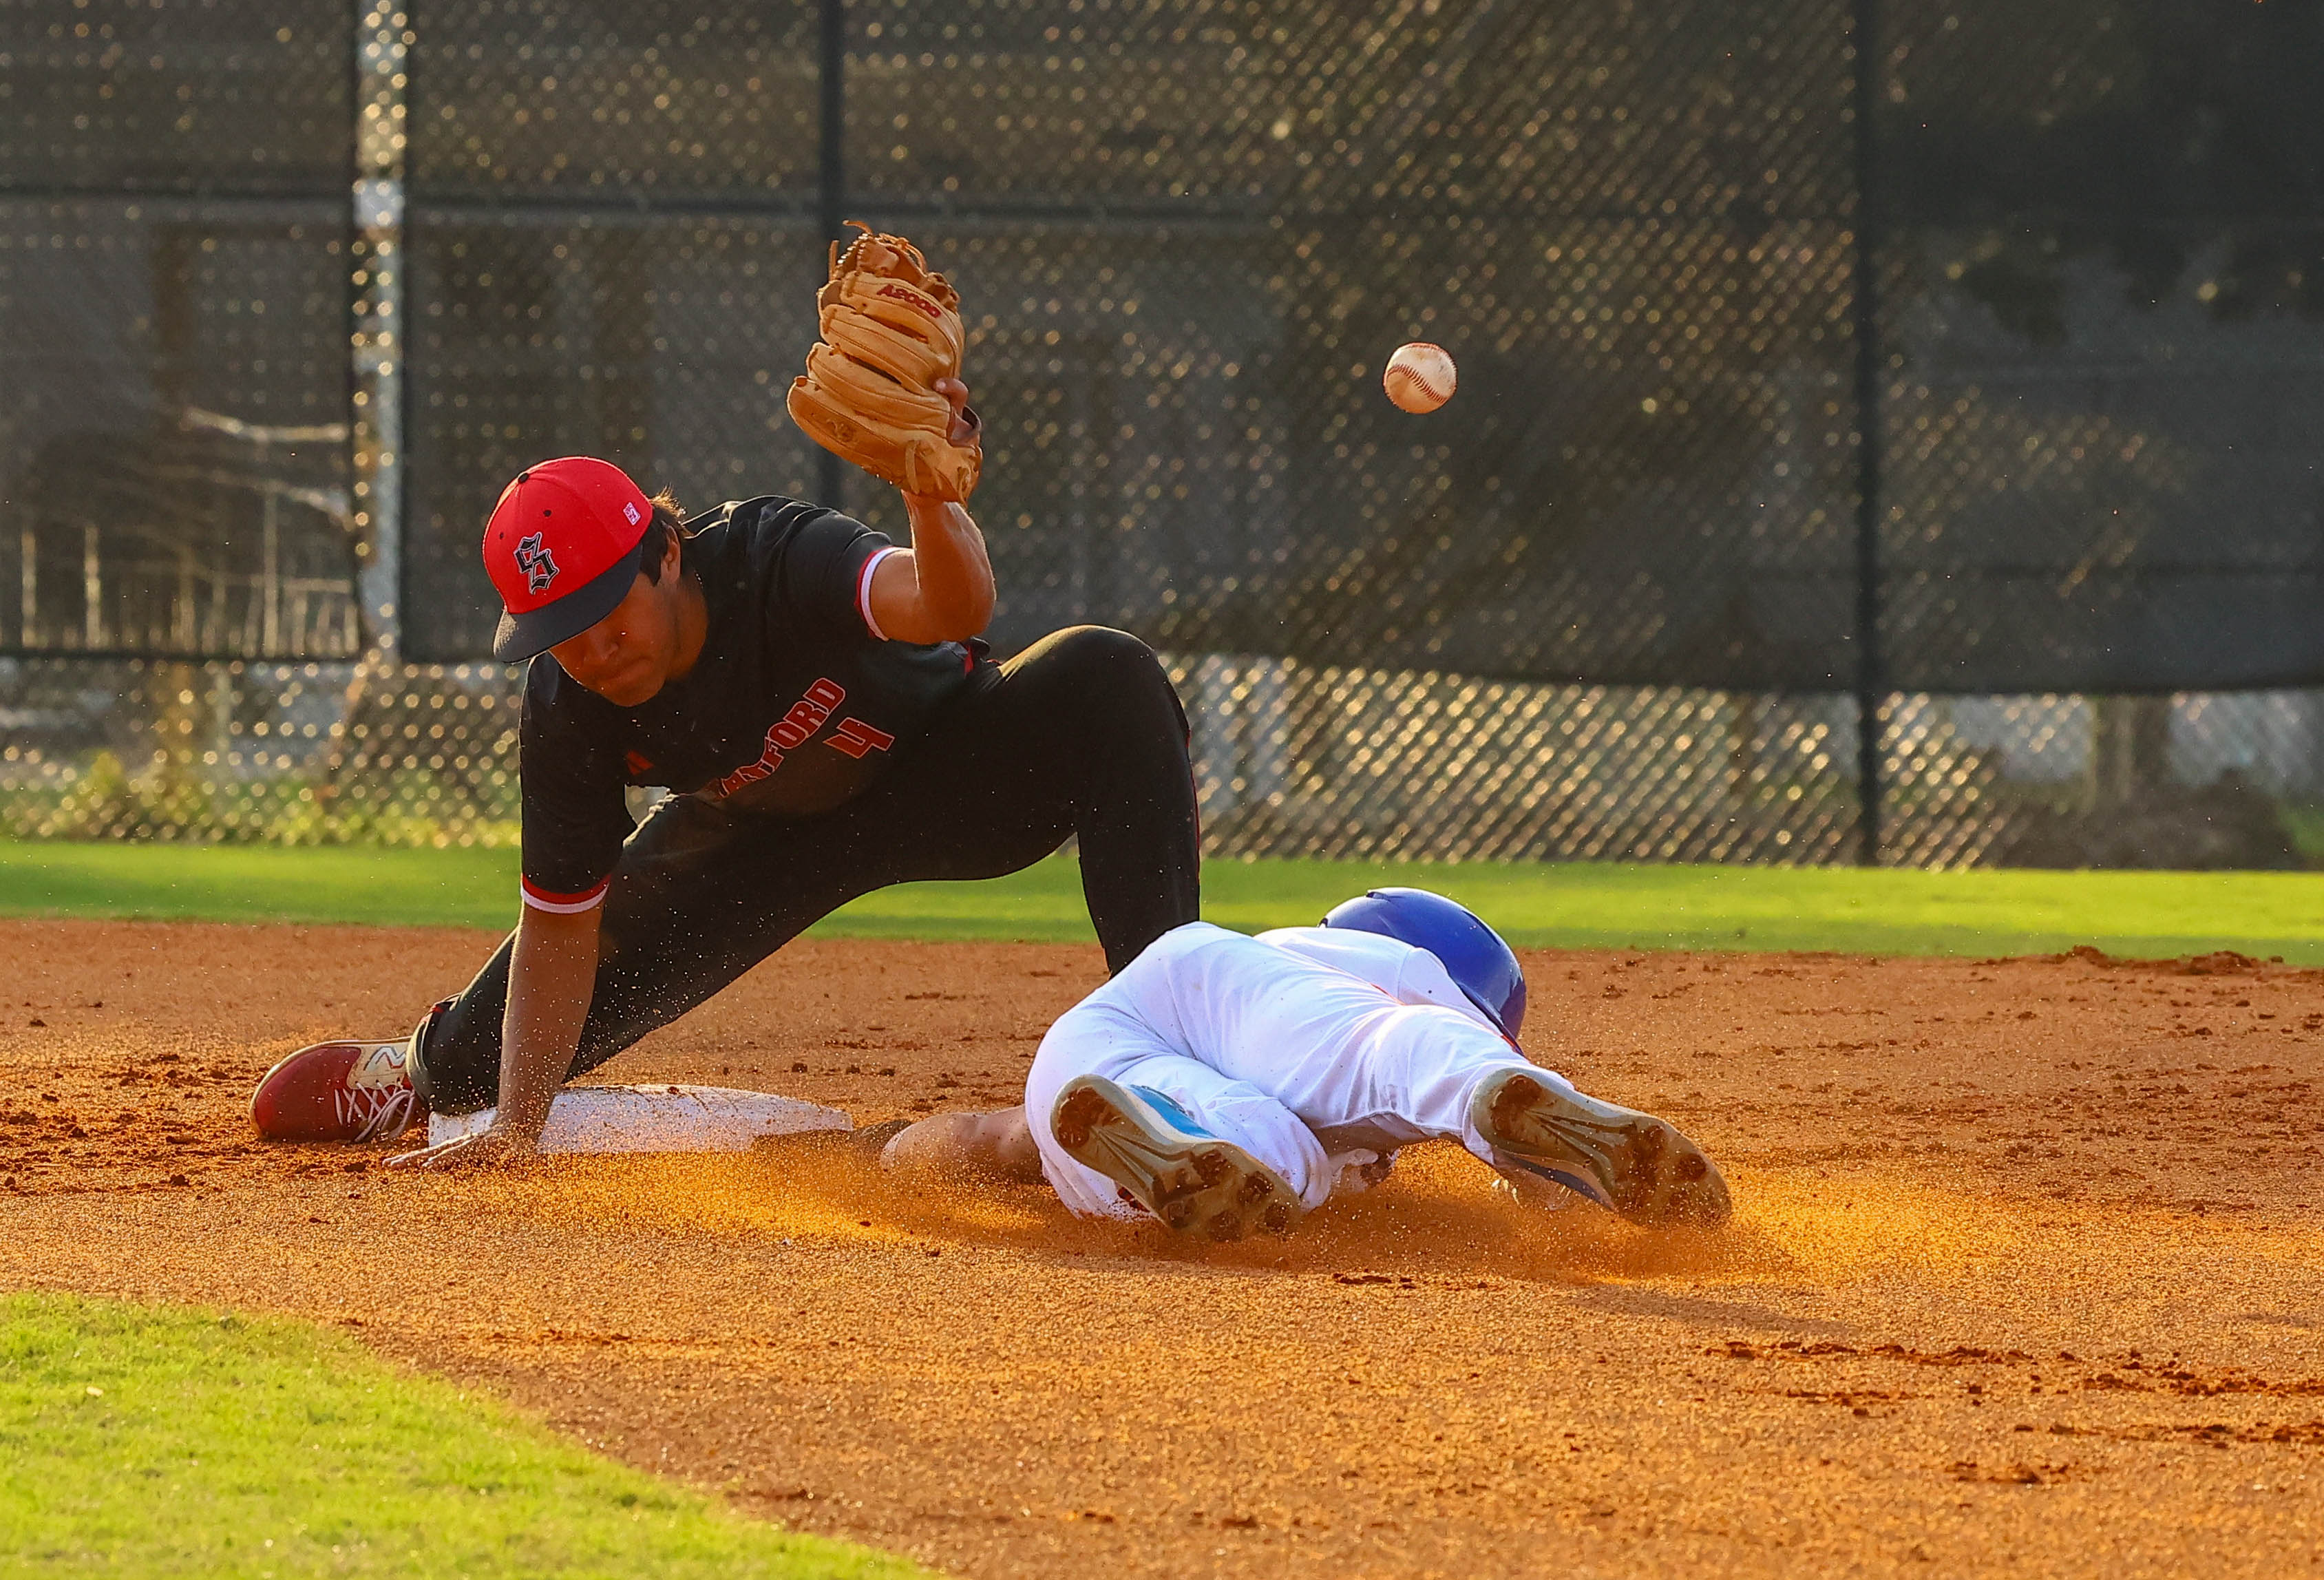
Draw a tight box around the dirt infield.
[4,918,2322,1577]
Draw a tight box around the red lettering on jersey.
[712,677,848,797]
[769,691,838,751]
[827,717,897,759]
[719,752,782,792]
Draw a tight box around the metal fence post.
[1849,0,1886,866]
[352,0,408,660]
[815,0,847,512]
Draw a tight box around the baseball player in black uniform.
[248,377,1201,1166]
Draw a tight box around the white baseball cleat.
[1050,1075,1303,1242]
[1471,1068,1731,1230]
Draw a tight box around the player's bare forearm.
[894,494,995,641]
[883,1106,1043,1185]
[385,905,598,1172]
[872,377,995,644]
[496,905,600,1141]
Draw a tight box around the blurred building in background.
[2,0,2320,867]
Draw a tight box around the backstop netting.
[4,0,2321,867]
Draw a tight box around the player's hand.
[931,378,979,447]
[880,1107,1043,1183]
[898,381,981,513]
[384,1124,539,1172]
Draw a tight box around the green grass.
[0,1291,921,1579]
[3,839,2323,961]
[0,843,518,931]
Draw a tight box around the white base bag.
[427,1084,851,1154]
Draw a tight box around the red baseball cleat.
[249,1040,423,1143]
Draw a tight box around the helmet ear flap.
[1318,887,1526,1040]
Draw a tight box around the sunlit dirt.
[4,921,2321,1577]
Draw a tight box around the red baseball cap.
[482,457,655,661]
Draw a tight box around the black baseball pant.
[410,626,1200,1114]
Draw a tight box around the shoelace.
[335,1082,417,1143]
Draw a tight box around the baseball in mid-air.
[1383,341,1457,413]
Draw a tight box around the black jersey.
[516,497,978,908]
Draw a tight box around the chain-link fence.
[4,0,2322,869]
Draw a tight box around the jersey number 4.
[827,717,898,759]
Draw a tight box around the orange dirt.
[4,920,2323,1577]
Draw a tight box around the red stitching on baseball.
[1390,366,1450,402]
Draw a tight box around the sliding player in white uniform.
[882,889,1731,1240]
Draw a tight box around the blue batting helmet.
[1319,887,1526,1038]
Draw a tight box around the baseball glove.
[787,223,982,502]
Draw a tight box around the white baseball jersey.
[1025,921,1562,1220]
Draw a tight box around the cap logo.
[514,531,560,595]
[624,501,642,526]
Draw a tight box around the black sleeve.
[767,506,892,646]
[516,665,633,907]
